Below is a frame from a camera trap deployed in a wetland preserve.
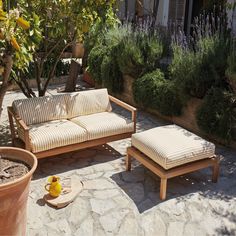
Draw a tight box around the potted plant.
[72,41,85,58]
[83,68,95,86]
[0,147,38,235]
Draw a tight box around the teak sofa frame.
[7,95,137,159]
[126,146,220,200]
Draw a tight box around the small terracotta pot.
[0,147,37,236]
[83,70,95,86]
[72,42,85,58]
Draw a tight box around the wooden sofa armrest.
[109,95,137,132]
[7,106,30,150]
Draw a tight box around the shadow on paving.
[111,146,236,215]
[0,125,12,146]
[32,144,123,180]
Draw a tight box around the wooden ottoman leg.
[160,178,167,200]
[126,152,132,171]
[212,156,220,183]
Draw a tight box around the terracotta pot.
[0,147,38,236]
[227,74,236,94]
[72,42,85,58]
[83,70,95,86]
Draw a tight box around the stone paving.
[1,87,236,236]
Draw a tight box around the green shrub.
[55,60,70,77]
[197,35,229,79]
[226,39,236,92]
[170,36,228,98]
[86,26,127,93]
[87,45,107,84]
[28,59,70,79]
[117,37,144,78]
[101,48,123,93]
[197,88,236,141]
[85,23,166,93]
[153,81,183,116]
[133,70,165,107]
[117,33,164,78]
[137,34,163,74]
[133,69,183,116]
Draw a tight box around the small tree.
[15,0,118,97]
[0,1,41,118]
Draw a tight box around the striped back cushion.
[13,95,68,125]
[67,88,112,118]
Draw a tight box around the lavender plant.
[225,37,236,95]
[223,1,236,94]
[170,5,229,98]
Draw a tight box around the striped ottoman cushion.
[131,125,215,170]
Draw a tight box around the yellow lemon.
[0,31,4,40]
[11,36,20,50]
[0,66,4,75]
[82,24,89,33]
[16,17,30,30]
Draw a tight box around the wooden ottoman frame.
[126,146,220,200]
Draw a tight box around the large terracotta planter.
[0,147,38,236]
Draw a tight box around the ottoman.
[126,125,220,200]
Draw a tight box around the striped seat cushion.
[70,112,134,140]
[131,125,215,170]
[13,95,69,125]
[67,88,112,118]
[20,120,87,153]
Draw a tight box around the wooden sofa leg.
[126,153,131,171]
[160,178,167,200]
[212,157,220,183]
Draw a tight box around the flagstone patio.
[1,88,236,236]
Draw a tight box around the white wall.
[233,8,236,36]
[117,0,125,19]
[117,0,136,20]
[156,0,169,26]
[143,0,154,15]
[227,0,236,36]
[128,0,136,19]
[117,0,170,27]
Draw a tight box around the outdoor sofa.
[8,88,137,159]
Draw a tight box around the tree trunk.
[136,0,143,17]
[0,54,13,119]
[65,60,81,92]
[34,58,44,97]
[41,42,72,96]
[0,84,10,119]
[13,75,36,98]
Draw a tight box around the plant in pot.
[0,2,39,235]
[0,147,37,235]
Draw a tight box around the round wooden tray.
[44,176,83,208]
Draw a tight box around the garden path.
[1,86,236,236]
